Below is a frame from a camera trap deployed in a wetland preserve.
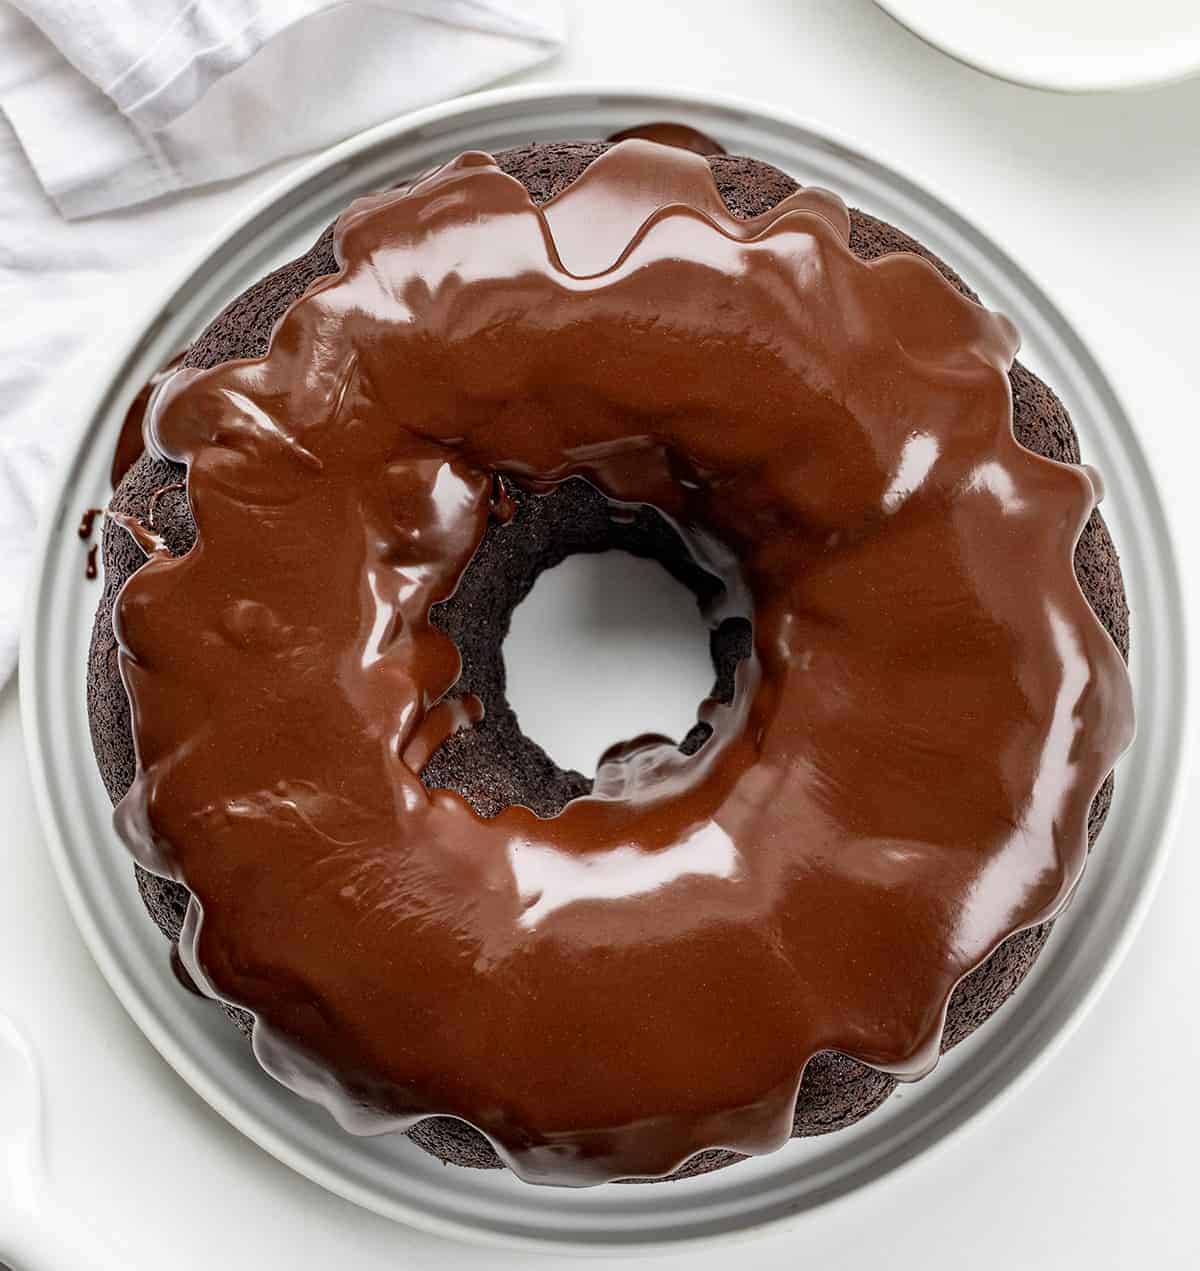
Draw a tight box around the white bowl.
[875,0,1200,93]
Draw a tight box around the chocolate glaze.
[169,942,204,997]
[84,544,98,580]
[607,121,726,155]
[111,141,1133,1185]
[147,481,186,530]
[108,509,167,559]
[78,507,102,541]
[112,354,184,488]
[86,142,1129,1183]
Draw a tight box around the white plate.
[874,0,1200,93]
[20,84,1187,1253]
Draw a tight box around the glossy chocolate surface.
[607,121,726,155]
[77,507,102,541]
[112,353,184,488]
[112,141,1133,1185]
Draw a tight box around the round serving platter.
[21,85,1187,1253]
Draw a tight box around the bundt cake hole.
[422,476,752,818]
[502,549,714,774]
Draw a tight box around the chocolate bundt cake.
[87,136,1133,1185]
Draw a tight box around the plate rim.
[872,0,1200,94]
[19,81,1192,1253]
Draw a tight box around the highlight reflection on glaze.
[511,821,741,930]
[112,352,184,488]
[112,141,1133,1186]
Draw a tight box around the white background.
[3,0,1198,1267]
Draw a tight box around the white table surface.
[4,1,1199,1266]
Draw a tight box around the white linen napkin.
[3,0,565,219]
[0,0,564,683]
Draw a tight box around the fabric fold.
[2,0,564,218]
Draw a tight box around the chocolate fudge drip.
[606,121,726,155]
